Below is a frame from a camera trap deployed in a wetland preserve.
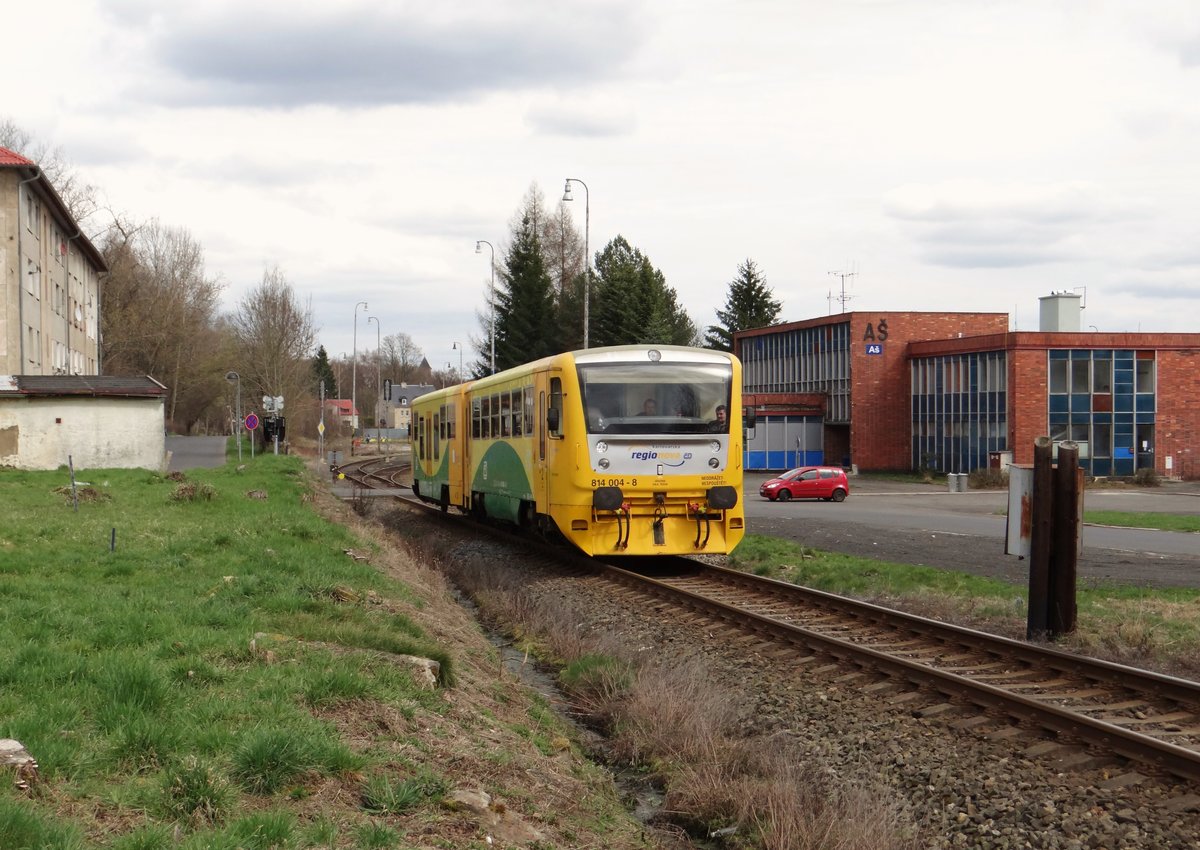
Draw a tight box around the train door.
[531,369,563,514]
[445,396,465,509]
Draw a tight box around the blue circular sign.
[244,413,260,430]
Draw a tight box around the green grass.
[1083,510,1200,533]
[0,456,451,847]
[729,534,1013,599]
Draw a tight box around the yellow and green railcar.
[411,345,745,556]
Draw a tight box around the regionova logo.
[630,447,693,467]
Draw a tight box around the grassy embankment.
[728,534,1200,678]
[0,456,639,849]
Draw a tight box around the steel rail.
[702,563,1200,705]
[599,561,1200,783]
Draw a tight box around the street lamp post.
[352,301,368,448]
[475,240,495,373]
[452,341,464,382]
[563,178,590,349]
[368,315,380,448]
[225,371,242,462]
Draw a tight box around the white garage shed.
[0,375,168,471]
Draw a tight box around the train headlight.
[595,441,608,453]
[708,457,720,468]
[647,349,661,362]
[710,440,721,452]
[598,457,611,469]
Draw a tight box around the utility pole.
[827,270,856,313]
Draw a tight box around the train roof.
[412,346,739,402]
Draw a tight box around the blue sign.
[244,413,260,431]
[865,344,883,355]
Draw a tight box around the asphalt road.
[744,474,1200,558]
[165,435,229,471]
[743,472,1200,588]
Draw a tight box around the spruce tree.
[312,345,338,398]
[704,259,783,351]
[493,213,560,370]
[592,236,696,347]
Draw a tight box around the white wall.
[0,396,166,470]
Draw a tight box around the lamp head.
[562,181,573,202]
[475,241,482,254]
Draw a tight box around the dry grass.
[424,528,915,849]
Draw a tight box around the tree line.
[3,120,785,437]
[474,184,784,375]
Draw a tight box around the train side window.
[524,386,535,435]
[549,377,563,439]
[481,396,491,439]
[433,414,440,459]
[510,389,522,436]
[447,402,455,440]
[472,397,481,440]
[500,392,512,437]
[418,415,426,460]
[490,393,500,438]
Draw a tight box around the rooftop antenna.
[827,270,856,313]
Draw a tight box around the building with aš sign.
[734,293,1200,480]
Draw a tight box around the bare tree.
[0,117,101,233]
[99,217,226,428]
[380,331,424,384]
[228,265,319,423]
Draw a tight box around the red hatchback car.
[759,466,850,502]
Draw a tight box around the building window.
[1135,354,1155,393]
[1070,359,1089,393]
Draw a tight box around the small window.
[1070,359,1089,393]
[490,393,501,438]
[524,387,535,435]
[1136,356,1155,393]
[481,396,491,439]
[1093,359,1112,394]
[1049,358,1067,394]
[509,390,521,436]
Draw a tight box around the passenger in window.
[638,398,657,416]
[708,405,728,432]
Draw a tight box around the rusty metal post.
[1050,441,1081,636]
[1027,436,1053,640]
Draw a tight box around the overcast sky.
[7,0,1199,374]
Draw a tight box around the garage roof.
[0,375,168,397]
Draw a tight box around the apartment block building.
[1,146,105,376]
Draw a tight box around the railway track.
[597,558,1200,786]
[340,455,1200,788]
[333,454,411,490]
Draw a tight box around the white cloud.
[5,0,1199,365]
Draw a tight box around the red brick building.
[735,295,1200,479]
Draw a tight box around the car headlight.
[595,440,608,453]
[598,457,610,469]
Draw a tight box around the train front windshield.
[578,362,733,435]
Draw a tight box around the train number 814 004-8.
[591,478,637,488]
